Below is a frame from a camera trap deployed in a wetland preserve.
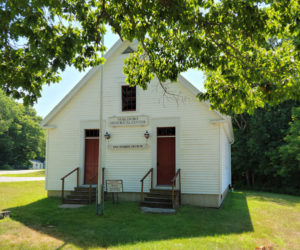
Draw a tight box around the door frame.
[84,134,99,184]
[151,117,180,188]
[156,128,176,186]
[79,121,100,186]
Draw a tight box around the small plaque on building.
[109,144,147,149]
[108,115,148,127]
[106,180,123,193]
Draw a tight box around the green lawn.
[0,182,299,249]
[0,170,45,177]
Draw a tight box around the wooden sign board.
[109,144,147,150]
[108,115,148,127]
[106,180,123,193]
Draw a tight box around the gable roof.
[41,39,232,140]
[41,39,122,127]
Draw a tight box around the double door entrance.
[83,127,176,186]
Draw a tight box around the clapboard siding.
[221,125,231,193]
[46,70,100,191]
[45,41,229,195]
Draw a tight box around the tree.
[279,106,300,190]
[0,90,45,169]
[232,101,300,194]
[1,0,299,113]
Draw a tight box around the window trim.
[121,85,136,112]
[85,129,99,138]
[157,127,176,137]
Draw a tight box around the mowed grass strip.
[0,181,299,250]
[0,170,45,177]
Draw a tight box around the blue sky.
[34,28,205,118]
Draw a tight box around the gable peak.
[122,46,135,54]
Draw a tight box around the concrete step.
[141,188,178,210]
[71,191,96,196]
[67,194,96,200]
[141,206,176,214]
[150,189,179,195]
[80,184,97,188]
[146,192,173,199]
[141,201,173,209]
[66,196,96,201]
[75,187,96,192]
[63,199,92,204]
[62,185,97,205]
[144,196,172,203]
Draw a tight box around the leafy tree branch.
[0,0,299,113]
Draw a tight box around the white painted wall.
[45,41,228,195]
[46,71,100,191]
[220,124,232,193]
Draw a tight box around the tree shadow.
[242,191,300,207]
[7,192,253,248]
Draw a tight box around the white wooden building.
[41,40,234,208]
[30,160,44,169]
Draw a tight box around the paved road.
[0,169,43,175]
[0,176,45,182]
[0,170,45,182]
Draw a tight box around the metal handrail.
[61,167,79,203]
[171,169,181,208]
[88,173,97,204]
[140,168,153,201]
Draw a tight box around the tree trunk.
[246,171,250,186]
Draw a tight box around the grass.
[0,170,45,177]
[0,182,300,249]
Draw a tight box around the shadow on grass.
[8,192,253,248]
[243,191,300,207]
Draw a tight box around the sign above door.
[109,143,148,149]
[108,115,148,127]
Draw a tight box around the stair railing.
[88,173,97,204]
[61,167,79,203]
[140,168,153,201]
[171,168,181,208]
[87,168,105,204]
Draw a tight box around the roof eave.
[41,39,124,127]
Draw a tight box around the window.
[157,127,176,136]
[122,86,136,111]
[85,129,99,137]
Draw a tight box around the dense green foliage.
[232,101,300,195]
[0,90,45,169]
[1,0,299,113]
[279,107,300,181]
